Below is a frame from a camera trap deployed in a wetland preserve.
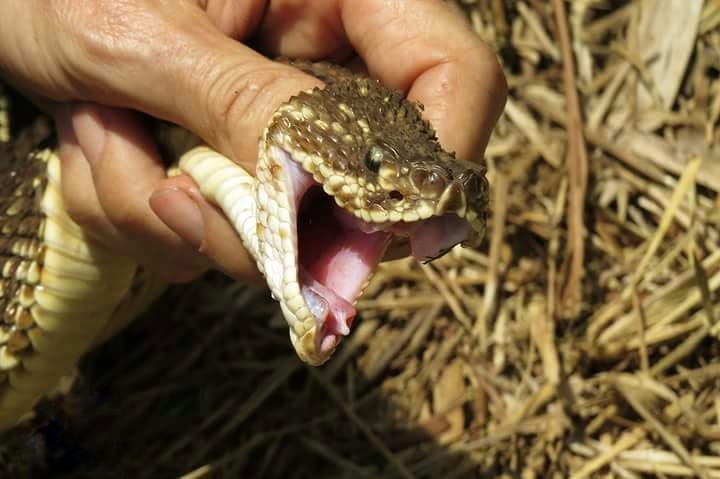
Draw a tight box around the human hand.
[0,0,506,283]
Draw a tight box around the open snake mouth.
[297,187,388,353]
[279,148,473,354]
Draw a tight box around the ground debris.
[2,1,720,477]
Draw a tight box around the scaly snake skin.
[0,61,488,430]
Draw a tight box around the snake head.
[256,65,489,365]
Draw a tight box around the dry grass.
[3,0,720,477]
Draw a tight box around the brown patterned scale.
[0,146,47,375]
[0,128,163,429]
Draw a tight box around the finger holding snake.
[0,0,508,428]
[0,0,506,282]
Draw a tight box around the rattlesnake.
[0,60,488,430]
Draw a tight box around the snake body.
[0,61,488,430]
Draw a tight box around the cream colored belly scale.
[0,146,254,430]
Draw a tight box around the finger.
[55,105,120,242]
[149,175,263,285]
[255,2,352,61]
[16,0,322,169]
[70,103,211,282]
[256,0,506,163]
[339,0,506,161]
[197,0,268,39]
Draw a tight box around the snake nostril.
[389,190,403,201]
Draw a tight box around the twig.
[475,172,508,348]
[631,285,649,374]
[616,376,710,479]
[553,0,589,317]
[570,428,645,479]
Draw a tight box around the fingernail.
[149,187,205,250]
[71,104,108,165]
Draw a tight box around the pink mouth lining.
[277,147,471,353]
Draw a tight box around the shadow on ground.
[1,273,496,479]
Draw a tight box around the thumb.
[73,1,324,167]
[4,0,322,167]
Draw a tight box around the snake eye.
[364,145,384,173]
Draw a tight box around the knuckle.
[48,0,173,75]
[203,63,287,146]
[50,0,132,52]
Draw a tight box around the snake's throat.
[297,188,391,349]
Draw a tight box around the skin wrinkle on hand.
[0,0,506,282]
